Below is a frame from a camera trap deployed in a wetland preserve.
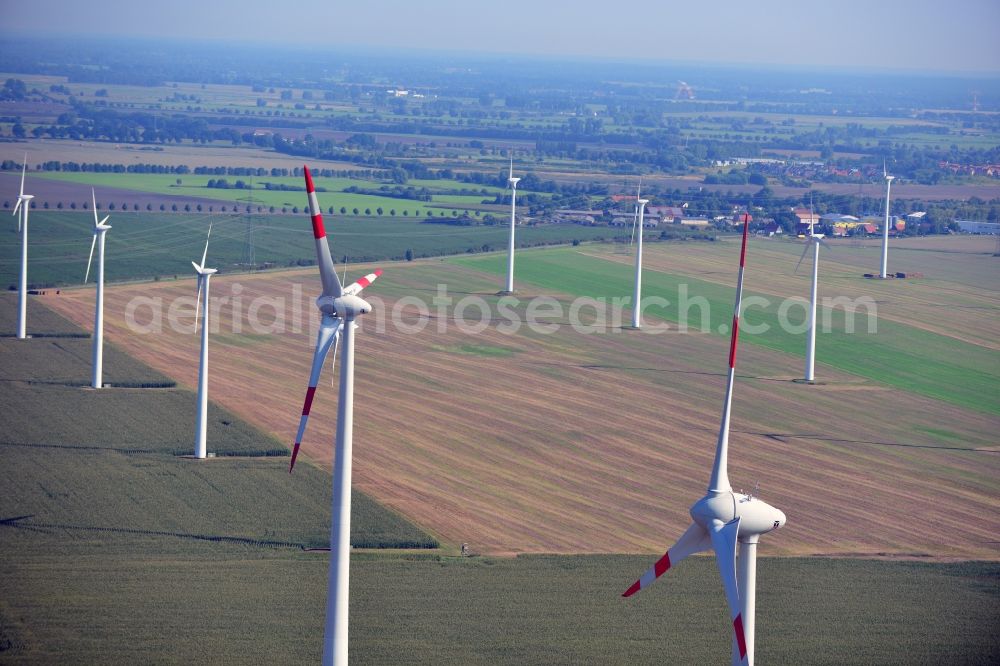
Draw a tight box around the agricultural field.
[24,171,506,217]
[453,239,1000,414]
[44,237,1000,560]
[2,550,997,664]
[2,290,997,664]
[0,293,437,551]
[0,210,613,288]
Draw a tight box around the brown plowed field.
[45,252,1000,559]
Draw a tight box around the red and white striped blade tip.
[303,164,315,192]
[289,442,301,473]
[353,269,383,290]
[622,551,671,597]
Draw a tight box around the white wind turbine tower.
[192,224,216,460]
[11,155,33,339]
[631,183,649,329]
[623,215,786,666]
[84,189,112,389]
[795,201,829,383]
[880,162,895,279]
[503,157,520,294]
[289,165,382,666]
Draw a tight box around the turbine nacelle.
[316,293,371,318]
[508,177,520,187]
[690,492,785,538]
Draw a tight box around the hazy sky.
[4,0,999,73]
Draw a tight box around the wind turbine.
[880,162,894,279]
[192,223,216,460]
[84,189,112,389]
[795,211,829,383]
[502,157,520,294]
[290,165,381,666]
[622,215,786,666]
[631,182,649,329]
[11,154,33,339]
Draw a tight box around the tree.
[352,208,359,215]
[364,208,371,215]
[405,249,414,261]
[340,207,347,214]
[376,207,383,215]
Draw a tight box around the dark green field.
[0,211,612,288]
[3,549,997,664]
[452,247,1000,416]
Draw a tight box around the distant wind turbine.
[503,157,520,294]
[84,189,112,388]
[880,162,895,279]
[11,154,33,339]
[794,210,830,383]
[192,224,216,459]
[631,182,649,329]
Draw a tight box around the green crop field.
[2,549,997,664]
[0,293,437,549]
[451,246,1000,416]
[30,171,506,216]
[0,211,613,288]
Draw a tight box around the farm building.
[610,215,658,228]
[956,220,1000,234]
[647,205,685,222]
[552,209,601,225]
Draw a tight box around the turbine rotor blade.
[193,278,204,334]
[343,269,383,296]
[19,154,26,198]
[707,215,750,494]
[200,222,213,270]
[622,522,711,597]
[92,189,99,228]
[289,317,342,472]
[710,518,748,665]
[84,234,97,284]
[303,165,343,298]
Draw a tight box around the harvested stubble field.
[45,238,1000,560]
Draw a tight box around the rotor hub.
[317,293,371,318]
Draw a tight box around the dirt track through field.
[45,254,1000,559]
